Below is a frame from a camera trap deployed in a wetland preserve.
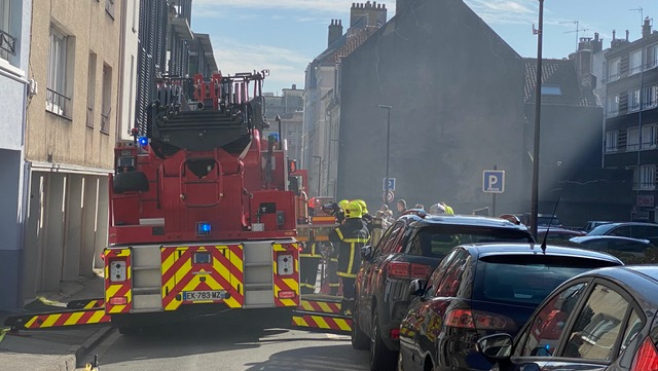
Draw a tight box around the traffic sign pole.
[492,165,497,216]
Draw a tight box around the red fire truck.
[6,71,302,334]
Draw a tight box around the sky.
[190,0,658,93]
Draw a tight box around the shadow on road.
[243,344,368,371]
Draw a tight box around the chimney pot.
[626,30,629,41]
[643,16,652,38]
[612,29,616,40]
[292,84,297,90]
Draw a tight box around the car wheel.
[351,303,369,350]
[369,311,397,371]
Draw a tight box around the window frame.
[554,279,644,365]
[605,130,619,153]
[627,127,640,151]
[513,278,592,360]
[633,164,656,191]
[46,26,71,118]
[641,124,657,150]
[630,49,642,75]
[629,89,641,112]
[608,58,621,81]
[647,43,658,70]
[643,85,658,110]
[607,94,619,117]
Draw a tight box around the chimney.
[593,32,603,53]
[612,29,616,40]
[350,1,387,29]
[626,30,629,41]
[292,84,297,90]
[327,19,343,47]
[643,17,652,38]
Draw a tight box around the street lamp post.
[530,0,545,240]
[378,105,392,206]
[312,155,322,196]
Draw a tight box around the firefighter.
[327,199,349,295]
[329,201,370,315]
[300,230,322,295]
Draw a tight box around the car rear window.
[406,226,533,259]
[473,255,620,306]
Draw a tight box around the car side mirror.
[361,245,373,261]
[408,279,425,296]
[476,333,513,361]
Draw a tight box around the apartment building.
[21,0,127,302]
[603,18,658,222]
[0,0,32,311]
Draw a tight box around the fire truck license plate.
[183,290,226,301]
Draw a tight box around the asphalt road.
[80,311,370,371]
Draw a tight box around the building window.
[100,64,112,134]
[86,53,97,128]
[105,0,115,19]
[541,85,562,95]
[648,44,658,70]
[629,89,641,112]
[46,27,71,118]
[607,95,619,117]
[630,49,642,74]
[605,131,619,153]
[642,124,658,150]
[627,127,640,151]
[608,58,621,81]
[0,0,16,61]
[634,165,656,190]
[644,85,658,110]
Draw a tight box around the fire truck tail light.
[109,260,127,282]
[109,296,128,305]
[277,254,294,276]
[277,290,295,299]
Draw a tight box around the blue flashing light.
[197,222,212,236]
[138,137,148,146]
[545,344,550,350]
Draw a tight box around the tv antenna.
[561,21,590,51]
[630,6,644,26]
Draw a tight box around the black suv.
[352,211,535,371]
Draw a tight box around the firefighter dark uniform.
[327,199,349,295]
[329,201,370,315]
[300,240,322,295]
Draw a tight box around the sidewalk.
[0,270,113,371]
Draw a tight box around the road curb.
[67,326,115,368]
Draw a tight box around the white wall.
[117,0,140,142]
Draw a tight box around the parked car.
[398,244,623,371]
[477,266,658,371]
[587,222,658,245]
[582,220,613,232]
[570,235,658,264]
[538,227,586,241]
[518,213,562,228]
[352,212,535,371]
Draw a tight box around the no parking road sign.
[483,170,505,193]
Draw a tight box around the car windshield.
[473,254,619,306]
[587,224,619,235]
[406,226,533,259]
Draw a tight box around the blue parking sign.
[483,170,505,193]
[383,178,396,192]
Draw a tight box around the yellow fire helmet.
[344,201,363,219]
[338,199,350,211]
[354,199,369,215]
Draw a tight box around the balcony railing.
[0,29,17,59]
[46,88,71,118]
